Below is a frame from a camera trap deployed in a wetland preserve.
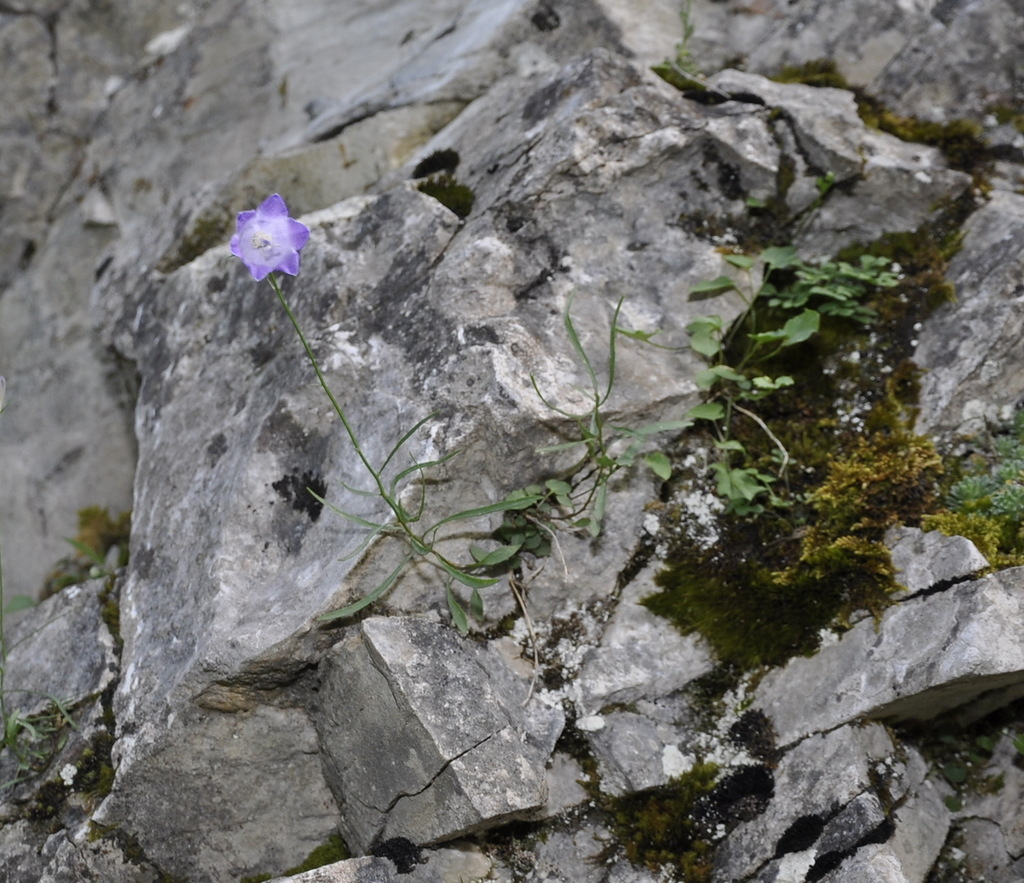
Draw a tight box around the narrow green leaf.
[470,588,484,620]
[724,254,754,269]
[447,586,469,635]
[318,554,412,621]
[3,595,35,614]
[65,537,105,566]
[436,556,500,589]
[562,291,601,398]
[644,451,672,480]
[429,494,544,531]
[379,410,439,472]
[616,327,660,343]
[593,483,607,531]
[470,544,522,567]
[689,276,737,298]
[309,491,388,532]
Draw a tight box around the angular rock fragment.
[314,616,563,851]
[887,525,989,598]
[756,568,1024,747]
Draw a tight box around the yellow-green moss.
[772,58,849,90]
[649,427,940,668]
[649,214,951,668]
[609,762,720,880]
[240,834,350,883]
[416,174,475,218]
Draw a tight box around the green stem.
[266,274,418,541]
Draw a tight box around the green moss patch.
[417,174,475,218]
[647,207,964,669]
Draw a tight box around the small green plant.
[475,293,695,578]
[925,411,1024,567]
[684,244,899,513]
[651,0,701,90]
[43,506,131,597]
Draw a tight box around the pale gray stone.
[916,192,1024,437]
[886,525,989,597]
[586,709,690,796]
[577,566,714,711]
[755,568,1024,748]
[315,616,563,852]
[714,723,902,883]
[267,856,395,883]
[886,776,950,883]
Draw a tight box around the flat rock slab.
[314,616,563,852]
[887,526,989,598]
[756,567,1024,748]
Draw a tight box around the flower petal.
[258,194,289,218]
[276,251,301,276]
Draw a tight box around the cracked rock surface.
[3,1,1024,881]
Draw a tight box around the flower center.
[250,230,275,254]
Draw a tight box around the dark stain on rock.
[371,836,422,873]
[272,471,327,522]
[775,812,828,858]
[206,432,228,466]
[531,4,560,31]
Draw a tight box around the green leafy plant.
[651,0,701,90]
[925,410,1024,567]
[685,244,899,513]
[232,196,681,632]
[475,294,696,578]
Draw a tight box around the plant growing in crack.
[230,195,545,628]
[685,244,900,513]
[230,196,699,643]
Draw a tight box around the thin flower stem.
[733,402,790,476]
[266,274,415,533]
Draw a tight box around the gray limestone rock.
[4,1,1024,880]
[886,525,989,598]
[915,191,1024,437]
[713,723,907,882]
[314,616,563,852]
[577,566,713,712]
[756,568,1024,748]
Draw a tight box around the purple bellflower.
[230,194,310,281]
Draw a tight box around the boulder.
[314,616,563,851]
